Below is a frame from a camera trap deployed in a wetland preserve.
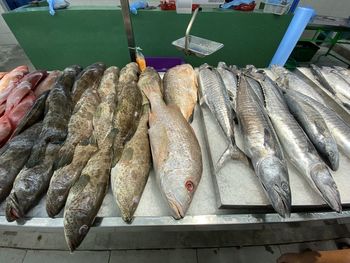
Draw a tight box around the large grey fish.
[257,73,341,213]
[244,66,265,105]
[111,105,151,223]
[236,75,291,217]
[71,63,106,105]
[5,143,61,221]
[198,64,247,172]
[141,72,202,219]
[112,65,142,166]
[46,88,101,217]
[64,67,118,252]
[311,64,350,108]
[163,64,197,122]
[284,91,339,171]
[217,62,238,111]
[288,90,350,160]
[11,90,49,138]
[271,65,325,104]
[0,123,42,202]
[27,65,81,168]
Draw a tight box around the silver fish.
[217,62,237,111]
[311,64,350,109]
[236,75,291,217]
[198,64,247,172]
[284,91,339,171]
[288,90,350,160]
[333,66,350,83]
[271,65,325,104]
[259,73,341,213]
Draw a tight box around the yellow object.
[136,48,146,72]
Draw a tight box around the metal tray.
[172,35,224,57]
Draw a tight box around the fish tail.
[5,193,22,222]
[215,144,249,173]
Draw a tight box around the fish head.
[64,209,91,252]
[318,137,339,172]
[161,173,199,220]
[310,163,342,213]
[257,156,291,217]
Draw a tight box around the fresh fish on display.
[71,63,106,105]
[332,66,350,83]
[163,64,198,122]
[141,70,202,219]
[311,64,350,109]
[112,65,142,166]
[118,62,139,87]
[217,62,238,111]
[5,143,61,222]
[34,70,62,97]
[111,105,151,223]
[284,91,339,171]
[64,66,118,252]
[0,123,42,202]
[271,65,325,104]
[7,93,36,128]
[27,65,81,168]
[288,90,350,161]
[11,91,50,138]
[198,64,247,172]
[0,65,28,92]
[0,72,7,80]
[236,75,291,217]
[257,73,341,213]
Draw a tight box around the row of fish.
[0,62,203,251]
[198,63,350,217]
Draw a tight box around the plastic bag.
[47,0,69,16]
[130,0,148,15]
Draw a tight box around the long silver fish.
[288,90,350,160]
[271,65,325,104]
[236,75,291,217]
[198,64,247,172]
[258,73,341,212]
[311,64,350,108]
[217,62,237,111]
[284,91,339,171]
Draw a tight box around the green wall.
[2,6,292,70]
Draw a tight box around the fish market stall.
[1,62,350,251]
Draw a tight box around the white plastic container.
[263,0,291,15]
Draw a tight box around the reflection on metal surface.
[120,0,136,61]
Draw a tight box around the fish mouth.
[168,199,185,220]
[311,165,342,213]
[5,194,22,222]
[266,184,291,218]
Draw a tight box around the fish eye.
[281,182,289,192]
[185,180,194,192]
[79,225,89,235]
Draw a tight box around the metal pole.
[120,0,136,62]
[0,0,10,12]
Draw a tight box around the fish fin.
[188,111,194,124]
[140,82,162,102]
[199,95,208,106]
[215,144,249,173]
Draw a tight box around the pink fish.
[5,81,32,113]
[35,70,61,97]
[0,115,12,147]
[7,92,36,128]
[0,65,28,92]
[19,70,48,90]
[0,72,8,80]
